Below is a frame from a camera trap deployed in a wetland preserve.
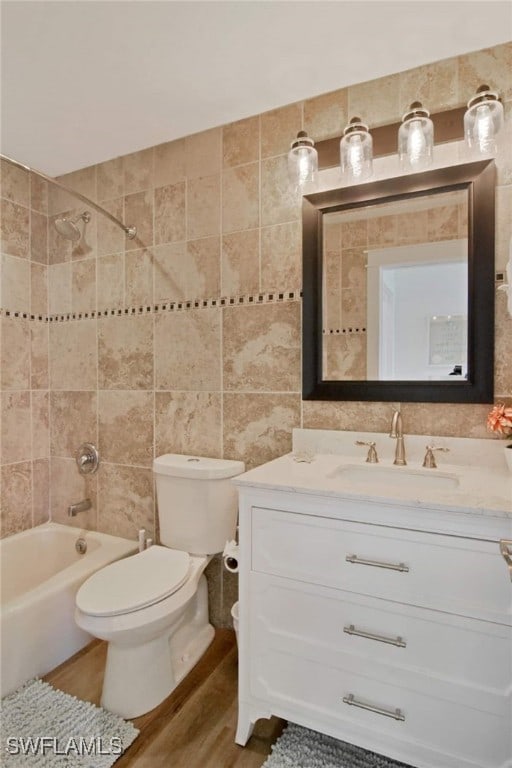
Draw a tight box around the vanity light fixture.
[398,102,434,171]
[287,130,318,191]
[464,84,504,156]
[340,117,373,181]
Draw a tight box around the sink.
[328,464,460,492]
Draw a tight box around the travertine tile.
[0,159,30,206]
[49,320,97,390]
[125,248,154,306]
[58,167,97,203]
[187,175,221,239]
[1,317,30,390]
[97,253,124,310]
[223,392,301,469]
[153,242,187,302]
[48,213,72,264]
[341,219,367,249]
[261,103,302,158]
[324,252,342,331]
[98,463,154,540]
[32,391,50,460]
[98,315,153,390]
[155,392,222,457]
[261,155,301,227]
[50,391,97,458]
[30,174,48,215]
[33,458,50,526]
[97,198,125,256]
[154,182,186,244]
[154,139,186,188]
[495,185,512,270]
[50,457,97,529]
[221,229,260,296]
[367,215,397,246]
[1,253,30,312]
[302,401,397,433]
[341,247,366,294]
[1,391,31,464]
[48,262,71,315]
[323,333,366,380]
[71,259,96,314]
[98,391,154,467]
[1,462,32,538]
[399,58,458,114]
[495,293,512,397]
[0,199,29,258]
[261,221,301,291]
[123,147,154,195]
[304,89,347,141]
[222,164,259,233]
[31,322,49,390]
[395,210,428,243]
[400,403,491,439]
[70,211,97,263]
[348,74,400,127]
[187,236,221,298]
[186,128,222,179]
[427,204,459,241]
[124,190,153,251]
[458,42,512,102]
[30,210,48,264]
[223,302,301,392]
[223,116,260,168]
[96,157,124,201]
[155,309,221,391]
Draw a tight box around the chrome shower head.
[54,211,91,241]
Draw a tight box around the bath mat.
[1,678,138,766]
[263,722,413,768]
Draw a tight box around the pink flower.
[487,404,512,437]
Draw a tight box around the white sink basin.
[329,464,460,492]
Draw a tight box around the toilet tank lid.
[153,454,245,480]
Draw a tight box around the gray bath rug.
[1,678,138,766]
[263,722,413,768]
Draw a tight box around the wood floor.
[44,630,284,767]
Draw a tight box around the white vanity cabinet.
[235,473,512,768]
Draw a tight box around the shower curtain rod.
[0,153,137,239]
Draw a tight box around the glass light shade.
[464,85,504,155]
[340,118,373,182]
[398,102,434,171]
[288,131,318,191]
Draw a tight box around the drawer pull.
[346,554,409,572]
[344,624,406,648]
[500,540,512,582]
[343,693,405,721]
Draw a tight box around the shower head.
[54,211,91,241]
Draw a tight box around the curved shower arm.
[0,153,137,239]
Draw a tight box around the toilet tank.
[153,454,245,555]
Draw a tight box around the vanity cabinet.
[235,487,512,768]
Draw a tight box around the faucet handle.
[355,440,379,464]
[423,445,450,469]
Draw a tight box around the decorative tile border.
[323,327,366,335]
[0,290,302,323]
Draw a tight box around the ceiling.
[1,1,511,176]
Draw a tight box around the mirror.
[302,160,496,403]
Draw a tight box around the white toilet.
[74,454,244,718]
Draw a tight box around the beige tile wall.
[1,43,511,625]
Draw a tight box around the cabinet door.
[251,507,512,624]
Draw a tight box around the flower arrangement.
[487,403,512,440]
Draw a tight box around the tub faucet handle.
[76,443,100,475]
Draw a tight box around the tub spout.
[68,499,92,517]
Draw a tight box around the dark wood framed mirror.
[302,160,496,403]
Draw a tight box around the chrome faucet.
[68,499,92,517]
[390,410,406,466]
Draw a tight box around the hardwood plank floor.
[44,631,284,767]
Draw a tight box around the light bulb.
[340,118,373,182]
[406,119,428,166]
[473,104,495,153]
[398,102,433,171]
[464,85,504,156]
[287,131,318,192]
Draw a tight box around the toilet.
[74,454,244,718]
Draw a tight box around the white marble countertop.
[234,429,512,519]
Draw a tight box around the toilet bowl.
[74,454,244,718]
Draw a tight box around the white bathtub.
[0,522,137,697]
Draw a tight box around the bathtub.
[0,522,137,697]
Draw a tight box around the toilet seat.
[76,545,191,617]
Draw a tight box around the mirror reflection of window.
[322,189,468,382]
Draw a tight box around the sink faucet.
[68,499,92,517]
[390,410,406,466]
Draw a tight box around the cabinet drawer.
[250,649,512,768]
[250,572,512,692]
[251,507,512,623]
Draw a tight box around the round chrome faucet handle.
[355,440,379,464]
[76,442,100,475]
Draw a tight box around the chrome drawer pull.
[343,693,405,721]
[344,624,406,648]
[500,540,512,582]
[345,554,409,572]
